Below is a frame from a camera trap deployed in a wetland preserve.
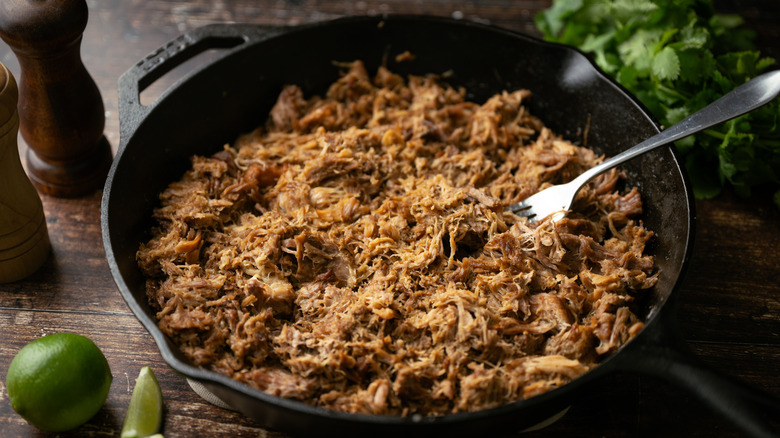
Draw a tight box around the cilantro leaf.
[653,46,681,81]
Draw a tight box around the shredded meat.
[137,61,657,416]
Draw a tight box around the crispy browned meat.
[137,61,657,416]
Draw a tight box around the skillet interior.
[102,15,693,436]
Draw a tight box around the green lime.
[5,332,113,432]
[121,366,164,438]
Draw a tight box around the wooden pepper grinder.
[0,62,50,283]
[0,0,112,197]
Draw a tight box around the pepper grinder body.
[0,62,50,283]
[0,0,112,197]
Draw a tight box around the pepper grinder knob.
[0,0,112,197]
[0,62,50,283]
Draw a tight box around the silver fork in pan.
[507,69,780,222]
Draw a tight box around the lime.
[121,366,164,438]
[5,333,113,432]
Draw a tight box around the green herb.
[536,0,780,208]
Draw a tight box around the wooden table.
[1,1,778,436]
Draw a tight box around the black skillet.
[101,15,780,438]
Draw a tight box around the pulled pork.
[137,61,657,416]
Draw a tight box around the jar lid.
[0,63,18,128]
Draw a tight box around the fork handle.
[571,69,780,187]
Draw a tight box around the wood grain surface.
[1,1,778,437]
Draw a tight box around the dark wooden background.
[1,1,778,437]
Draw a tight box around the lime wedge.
[121,366,164,438]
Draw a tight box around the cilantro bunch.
[536,0,780,208]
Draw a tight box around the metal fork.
[507,69,780,222]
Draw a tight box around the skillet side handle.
[116,24,280,145]
[621,311,780,438]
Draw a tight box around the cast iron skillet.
[101,15,779,437]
